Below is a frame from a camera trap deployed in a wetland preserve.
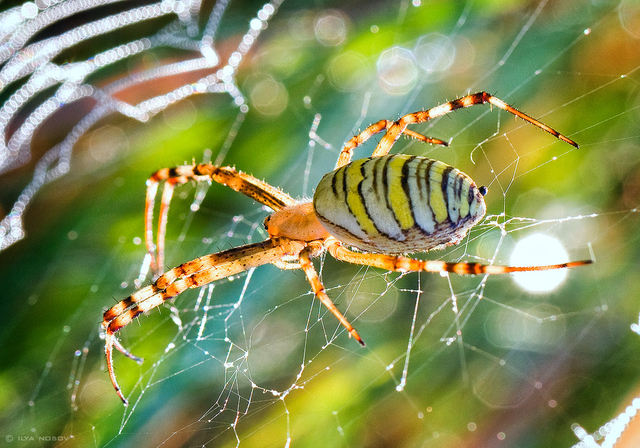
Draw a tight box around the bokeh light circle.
[510,233,570,293]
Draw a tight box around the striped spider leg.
[144,165,297,277]
[103,92,591,404]
[335,91,579,169]
[104,163,365,404]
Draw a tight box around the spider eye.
[479,186,488,196]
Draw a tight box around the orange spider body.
[103,92,591,404]
[264,202,326,241]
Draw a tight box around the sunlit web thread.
[0,0,136,63]
[568,316,640,447]
[468,0,549,89]
[571,397,640,448]
[190,271,260,435]
[0,0,283,251]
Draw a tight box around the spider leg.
[110,336,143,363]
[155,180,177,275]
[103,332,144,405]
[371,92,578,159]
[145,180,159,273]
[103,237,306,404]
[145,169,205,276]
[298,247,365,346]
[145,164,297,277]
[336,120,447,169]
[271,258,303,270]
[326,238,592,275]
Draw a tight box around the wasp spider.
[103,92,591,404]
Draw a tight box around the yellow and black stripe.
[313,154,486,254]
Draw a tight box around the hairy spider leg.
[348,91,579,165]
[325,237,592,275]
[145,164,297,276]
[336,120,448,169]
[144,171,207,276]
[298,245,364,345]
[104,237,307,404]
[144,181,159,273]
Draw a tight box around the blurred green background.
[1,0,639,447]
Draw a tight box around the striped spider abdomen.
[313,154,487,254]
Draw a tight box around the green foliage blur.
[1,0,639,447]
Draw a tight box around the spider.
[103,91,591,404]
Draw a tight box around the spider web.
[1,0,639,447]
